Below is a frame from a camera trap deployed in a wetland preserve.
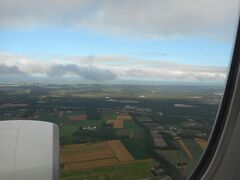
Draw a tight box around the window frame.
[189,17,240,180]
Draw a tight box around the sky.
[0,0,239,84]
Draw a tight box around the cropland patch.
[64,158,118,171]
[69,114,87,121]
[150,130,167,148]
[61,159,156,180]
[177,139,194,160]
[195,138,207,150]
[116,113,132,121]
[174,104,194,108]
[116,129,144,138]
[107,119,123,128]
[61,140,135,171]
[136,116,153,122]
[107,140,135,162]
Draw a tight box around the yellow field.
[61,140,135,171]
[61,149,115,163]
[177,139,194,160]
[61,141,109,154]
[107,140,134,162]
[106,113,132,128]
[64,158,119,171]
[195,138,208,150]
[116,113,132,121]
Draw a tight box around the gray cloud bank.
[48,64,116,81]
[0,64,24,75]
[0,0,238,39]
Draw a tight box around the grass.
[60,125,79,137]
[157,149,194,177]
[67,111,85,115]
[101,108,120,121]
[183,139,203,158]
[38,111,61,123]
[60,125,79,144]
[102,114,117,120]
[158,150,187,166]
[64,120,104,127]
[61,159,155,180]
[158,139,203,177]
[123,120,141,129]
[121,138,151,160]
[60,120,105,144]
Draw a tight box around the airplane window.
[0,0,239,179]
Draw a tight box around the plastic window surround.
[189,17,240,180]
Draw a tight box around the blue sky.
[0,29,234,66]
[0,0,238,83]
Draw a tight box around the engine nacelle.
[0,120,59,180]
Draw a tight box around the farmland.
[195,138,208,150]
[61,140,134,171]
[0,84,222,179]
[177,139,194,160]
[61,159,157,180]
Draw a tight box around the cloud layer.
[0,0,238,39]
[48,64,116,81]
[0,64,23,75]
[0,52,227,83]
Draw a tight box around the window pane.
[0,0,239,179]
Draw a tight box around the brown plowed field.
[107,119,123,128]
[69,114,87,121]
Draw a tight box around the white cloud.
[0,52,227,82]
[0,0,238,39]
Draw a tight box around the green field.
[158,150,187,165]
[123,120,141,129]
[122,137,151,159]
[60,120,105,144]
